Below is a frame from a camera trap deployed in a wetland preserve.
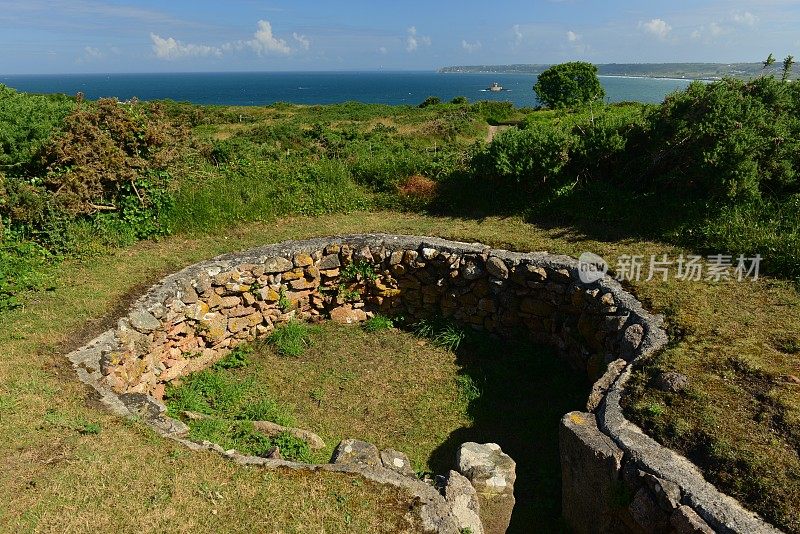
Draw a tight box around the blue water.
[0,71,693,107]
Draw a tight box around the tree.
[762,53,776,74]
[782,54,794,81]
[533,62,605,108]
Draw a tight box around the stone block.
[485,256,509,280]
[262,257,294,274]
[670,505,715,534]
[380,449,415,478]
[559,411,624,534]
[331,439,380,468]
[456,442,516,534]
[444,470,484,534]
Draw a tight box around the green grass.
[412,317,468,352]
[164,351,312,462]
[0,187,799,531]
[362,314,394,332]
[267,321,318,357]
[213,320,584,530]
[0,84,796,532]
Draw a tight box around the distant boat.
[488,82,503,92]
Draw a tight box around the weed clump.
[267,321,316,357]
[362,314,394,332]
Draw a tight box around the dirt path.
[486,124,510,143]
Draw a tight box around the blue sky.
[1,0,798,74]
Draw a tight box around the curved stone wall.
[66,234,781,533]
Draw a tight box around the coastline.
[598,74,709,82]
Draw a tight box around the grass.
[165,342,314,462]
[362,314,395,333]
[204,319,583,530]
[267,321,318,357]
[1,211,799,532]
[234,321,476,472]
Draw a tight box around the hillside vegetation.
[1,74,800,531]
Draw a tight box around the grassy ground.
[166,321,585,531]
[1,211,798,532]
[215,323,476,471]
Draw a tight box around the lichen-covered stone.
[262,256,293,274]
[129,310,161,333]
[444,470,484,534]
[330,439,380,467]
[380,449,415,478]
[293,253,313,267]
[185,302,210,320]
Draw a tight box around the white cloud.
[461,40,481,53]
[378,46,387,54]
[77,45,107,63]
[292,32,310,50]
[640,18,672,39]
[692,22,726,41]
[84,46,103,58]
[732,11,758,26]
[248,20,290,55]
[150,33,221,60]
[151,20,292,60]
[512,24,523,46]
[406,26,430,52]
[566,30,580,42]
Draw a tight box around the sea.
[0,71,694,107]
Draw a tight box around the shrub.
[39,98,184,217]
[418,96,442,108]
[477,123,575,186]
[533,62,605,108]
[642,76,800,201]
[0,85,74,175]
[451,96,469,105]
[471,101,515,124]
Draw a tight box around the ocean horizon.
[0,70,694,107]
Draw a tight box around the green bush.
[471,101,515,124]
[362,314,394,332]
[643,76,800,201]
[533,62,605,109]
[418,96,442,108]
[0,85,75,175]
[477,122,575,186]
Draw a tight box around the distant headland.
[438,62,790,80]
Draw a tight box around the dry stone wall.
[67,234,782,533]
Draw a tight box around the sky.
[1,0,799,74]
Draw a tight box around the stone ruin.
[67,234,782,533]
